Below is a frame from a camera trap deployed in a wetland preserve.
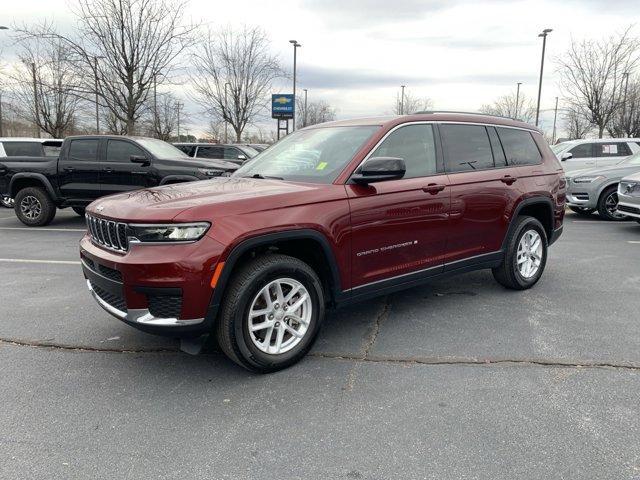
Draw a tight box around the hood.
[566,164,640,179]
[86,176,344,222]
[159,157,238,171]
[622,171,640,182]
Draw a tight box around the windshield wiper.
[244,173,284,180]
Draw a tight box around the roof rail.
[413,110,520,121]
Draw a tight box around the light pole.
[93,56,105,134]
[535,28,552,127]
[289,39,301,131]
[303,88,308,127]
[400,85,406,114]
[515,82,522,119]
[552,96,559,144]
[175,102,183,139]
[224,82,231,143]
[31,62,40,138]
[0,26,9,137]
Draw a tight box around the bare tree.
[145,92,179,141]
[557,28,640,138]
[391,90,433,115]
[562,106,593,140]
[480,91,536,123]
[190,26,282,142]
[9,34,81,137]
[297,98,336,128]
[607,76,640,137]
[19,0,195,135]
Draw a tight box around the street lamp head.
[538,28,553,37]
[289,39,301,47]
[0,26,9,30]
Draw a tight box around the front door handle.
[63,167,75,172]
[500,175,517,185]
[422,183,446,195]
[103,167,113,172]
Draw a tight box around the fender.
[203,229,345,327]
[159,175,200,185]
[501,196,555,251]
[10,172,59,201]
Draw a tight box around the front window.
[233,126,380,184]
[136,138,189,160]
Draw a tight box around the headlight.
[198,168,223,177]
[128,222,210,243]
[573,175,604,183]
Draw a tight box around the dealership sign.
[272,94,295,119]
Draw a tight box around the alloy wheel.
[247,277,312,355]
[604,192,627,220]
[20,195,42,220]
[516,230,543,279]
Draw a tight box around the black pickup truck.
[0,135,238,226]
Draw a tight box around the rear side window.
[69,139,99,162]
[2,142,44,157]
[567,143,594,158]
[106,140,145,162]
[496,128,542,166]
[597,142,631,157]
[196,146,224,159]
[440,124,494,172]
[370,124,437,178]
[487,127,507,167]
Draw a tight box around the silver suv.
[552,138,640,172]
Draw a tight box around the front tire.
[14,187,56,226]
[492,216,548,290]
[568,206,595,216]
[597,186,627,221]
[216,253,325,373]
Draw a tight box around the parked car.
[0,138,63,207]
[0,135,238,226]
[551,138,640,172]
[617,171,640,223]
[241,143,269,152]
[80,112,565,373]
[565,151,640,220]
[173,143,259,165]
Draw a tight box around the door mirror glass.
[560,152,573,161]
[130,155,150,166]
[351,157,406,184]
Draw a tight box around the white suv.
[551,138,640,172]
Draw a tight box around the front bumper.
[617,200,640,219]
[565,181,598,208]
[80,233,225,336]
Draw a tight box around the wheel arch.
[503,197,555,249]
[10,173,58,201]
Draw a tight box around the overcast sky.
[1,0,638,138]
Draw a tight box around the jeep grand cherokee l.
[80,113,566,373]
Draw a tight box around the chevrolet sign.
[272,94,295,119]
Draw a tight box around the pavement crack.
[0,336,178,354]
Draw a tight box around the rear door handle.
[422,183,446,194]
[103,167,113,172]
[500,175,517,185]
[63,167,75,172]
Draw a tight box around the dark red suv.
[80,112,566,372]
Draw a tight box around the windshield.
[137,138,189,160]
[239,145,260,158]
[619,152,640,166]
[233,126,380,183]
[550,142,573,154]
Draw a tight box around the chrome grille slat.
[86,214,129,253]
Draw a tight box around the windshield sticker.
[316,161,328,170]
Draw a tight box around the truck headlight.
[128,222,210,243]
[573,175,604,183]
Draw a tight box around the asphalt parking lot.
[1,208,639,479]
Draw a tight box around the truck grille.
[86,214,129,252]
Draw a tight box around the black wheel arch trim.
[502,196,557,250]
[203,229,345,328]
[9,173,58,201]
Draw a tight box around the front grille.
[86,214,129,252]
[147,294,182,319]
[91,281,127,312]
[618,204,640,215]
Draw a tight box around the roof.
[557,137,640,144]
[0,137,63,143]
[306,112,541,132]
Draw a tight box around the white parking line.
[628,241,640,244]
[0,258,81,265]
[0,227,86,232]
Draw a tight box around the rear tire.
[14,187,56,226]
[0,195,13,208]
[72,207,86,216]
[568,206,595,216]
[216,253,325,373]
[597,186,627,221]
[492,216,548,290]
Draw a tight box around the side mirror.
[351,157,406,184]
[560,152,573,161]
[130,155,150,166]
[237,154,247,161]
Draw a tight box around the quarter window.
[68,139,99,162]
[370,124,437,178]
[441,124,494,172]
[496,128,542,166]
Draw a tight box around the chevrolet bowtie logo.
[273,96,291,105]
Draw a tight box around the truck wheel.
[14,187,57,226]
[216,253,325,373]
[597,186,627,221]
[492,216,548,290]
[72,207,86,216]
